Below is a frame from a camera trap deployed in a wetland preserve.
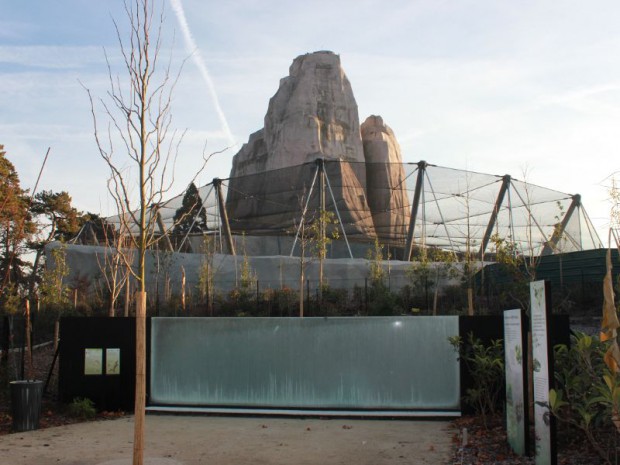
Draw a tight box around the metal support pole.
[213,178,236,256]
[318,158,326,291]
[404,161,427,261]
[479,174,511,259]
[541,194,581,256]
[318,158,326,231]
[153,205,174,252]
[324,167,353,258]
[291,166,319,256]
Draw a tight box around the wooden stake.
[133,291,147,465]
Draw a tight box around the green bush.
[67,397,96,419]
[450,333,504,428]
[315,285,350,316]
[549,332,618,464]
[367,282,401,315]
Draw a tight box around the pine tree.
[173,182,207,235]
[0,145,35,299]
[28,190,82,293]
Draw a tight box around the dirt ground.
[0,413,454,465]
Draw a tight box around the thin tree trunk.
[29,248,44,297]
[124,278,130,317]
[467,288,474,316]
[319,168,325,296]
[206,260,213,316]
[108,297,115,317]
[299,260,304,318]
[108,270,117,317]
[181,266,186,313]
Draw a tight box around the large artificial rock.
[230,51,365,177]
[263,51,365,169]
[229,129,268,177]
[361,115,410,243]
[227,51,375,238]
[226,52,414,245]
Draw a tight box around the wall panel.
[150,316,459,412]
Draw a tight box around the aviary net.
[107,159,603,258]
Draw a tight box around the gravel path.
[0,414,454,465]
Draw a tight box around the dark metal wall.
[458,314,570,415]
[59,317,137,411]
[56,314,569,414]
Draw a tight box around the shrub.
[450,333,504,428]
[67,397,96,419]
[549,332,618,464]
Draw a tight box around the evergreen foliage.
[173,183,207,235]
[28,190,82,293]
[0,145,35,309]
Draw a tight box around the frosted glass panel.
[150,317,460,410]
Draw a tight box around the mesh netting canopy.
[103,160,602,258]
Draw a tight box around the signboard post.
[530,280,556,465]
[504,308,529,456]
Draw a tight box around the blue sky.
[1,0,620,242]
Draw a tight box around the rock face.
[229,129,268,177]
[231,51,365,176]
[226,51,409,245]
[361,116,410,243]
[263,51,365,168]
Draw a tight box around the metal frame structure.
[95,159,603,260]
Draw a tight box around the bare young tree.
[291,196,339,317]
[452,170,480,315]
[197,235,216,315]
[519,167,541,279]
[82,1,212,463]
[296,217,308,317]
[95,219,133,317]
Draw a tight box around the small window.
[84,348,103,375]
[106,348,121,375]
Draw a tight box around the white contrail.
[169,0,236,148]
